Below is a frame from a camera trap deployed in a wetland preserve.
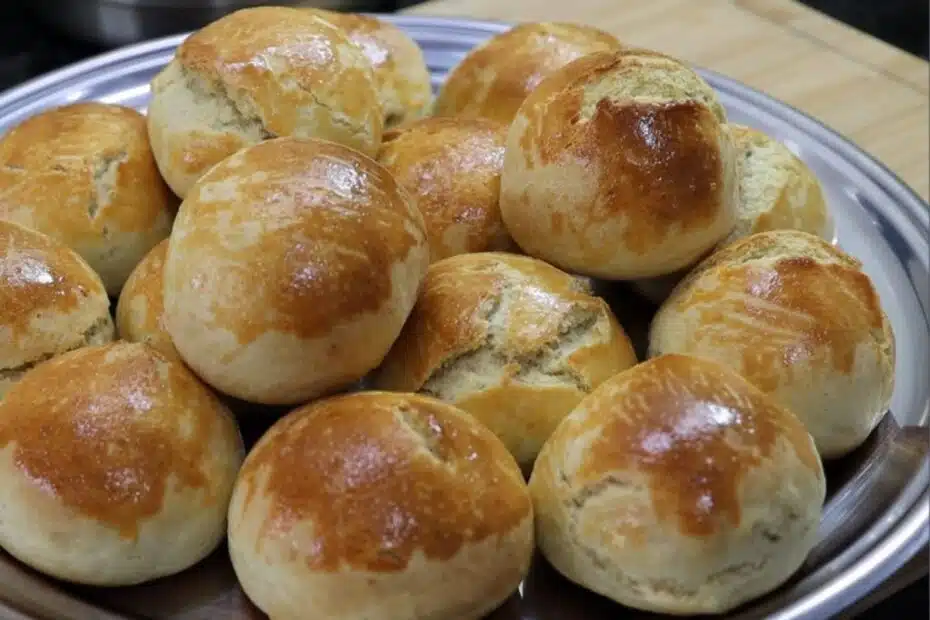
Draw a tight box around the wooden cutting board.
[403,0,930,202]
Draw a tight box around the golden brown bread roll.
[0,221,114,399]
[500,48,739,281]
[0,342,244,585]
[648,230,895,459]
[632,124,835,305]
[163,137,429,405]
[372,252,638,470]
[228,391,533,620]
[303,9,432,128]
[0,102,175,295]
[378,117,515,262]
[115,239,176,359]
[530,354,825,615]
[147,6,383,199]
[434,22,621,125]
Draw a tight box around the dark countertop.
[0,1,926,618]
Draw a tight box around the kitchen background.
[0,0,925,618]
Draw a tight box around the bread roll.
[0,102,175,295]
[378,118,514,262]
[147,6,382,199]
[0,221,114,399]
[434,22,621,125]
[115,239,176,359]
[0,342,244,585]
[373,252,637,470]
[304,9,432,127]
[228,391,533,620]
[632,124,834,305]
[163,137,429,405]
[648,230,895,459]
[529,353,825,615]
[500,49,738,280]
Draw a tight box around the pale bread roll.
[648,230,895,459]
[0,102,175,295]
[147,6,382,199]
[434,22,621,125]
[0,342,244,586]
[500,49,739,280]
[115,239,176,359]
[304,9,432,128]
[163,137,429,405]
[378,118,515,262]
[372,252,638,470]
[632,124,834,304]
[228,391,533,620]
[530,354,825,615]
[0,221,114,399]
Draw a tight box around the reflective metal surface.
[0,15,926,620]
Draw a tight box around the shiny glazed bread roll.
[633,124,835,305]
[163,137,429,405]
[115,239,176,359]
[304,9,433,127]
[529,354,826,615]
[434,21,621,125]
[378,117,514,262]
[228,391,534,620]
[648,230,895,459]
[500,49,739,280]
[373,252,638,470]
[147,6,382,199]
[0,221,114,399]
[0,342,244,586]
[0,102,175,295]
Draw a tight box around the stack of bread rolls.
[0,7,896,620]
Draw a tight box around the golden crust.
[163,137,429,404]
[537,354,821,537]
[528,353,825,614]
[725,124,832,245]
[649,230,895,458]
[0,342,243,540]
[115,239,176,359]
[148,6,382,198]
[304,10,432,127]
[378,117,515,261]
[231,391,530,571]
[0,221,114,388]
[500,49,738,280]
[373,252,638,468]
[434,22,621,125]
[0,102,176,294]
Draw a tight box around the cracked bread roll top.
[500,48,738,280]
[0,221,114,399]
[378,117,515,262]
[0,342,244,586]
[0,102,176,295]
[434,21,622,125]
[163,137,429,406]
[147,6,383,199]
[303,9,432,128]
[116,239,177,360]
[372,252,637,471]
[529,354,825,615]
[648,230,895,459]
[228,391,533,620]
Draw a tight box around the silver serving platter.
[0,15,926,620]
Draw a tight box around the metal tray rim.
[0,14,926,620]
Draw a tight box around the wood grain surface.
[403,0,930,201]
